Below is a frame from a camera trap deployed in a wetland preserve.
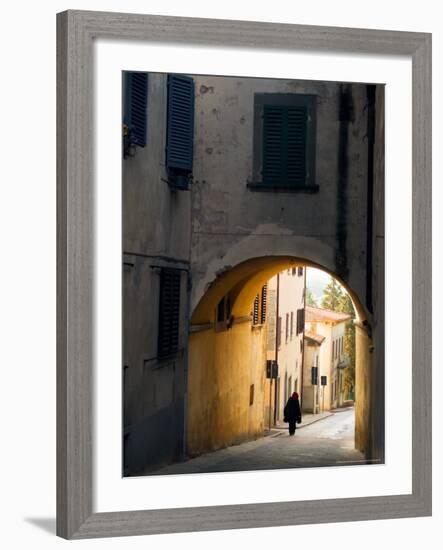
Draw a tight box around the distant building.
[302,331,325,413]
[266,268,305,425]
[304,306,352,411]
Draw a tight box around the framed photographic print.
[57,10,432,539]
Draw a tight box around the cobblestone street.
[149,407,369,476]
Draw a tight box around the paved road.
[150,408,368,476]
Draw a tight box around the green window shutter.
[124,72,148,147]
[262,105,307,187]
[157,269,181,358]
[166,75,195,173]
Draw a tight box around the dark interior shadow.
[24,517,56,535]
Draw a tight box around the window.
[157,268,181,358]
[296,308,305,335]
[217,298,226,323]
[217,295,231,329]
[166,74,195,189]
[123,72,148,158]
[290,311,294,339]
[292,268,296,276]
[298,266,303,276]
[252,284,267,326]
[250,93,317,191]
[260,284,267,324]
[277,316,282,348]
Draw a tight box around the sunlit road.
[149,408,369,476]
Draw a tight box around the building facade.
[122,71,385,474]
[304,306,351,411]
[266,269,305,424]
[302,331,325,414]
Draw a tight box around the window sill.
[247,182,319,193]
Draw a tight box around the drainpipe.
[365,84,376,314]
[336,84,352,281]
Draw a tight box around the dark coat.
[284,396,302,423]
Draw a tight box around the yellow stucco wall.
[355,324,371,454]
[187,322,267,457]
[188,258,374,459]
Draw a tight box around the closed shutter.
[262,105,307,187]
[260,284,267,324]
[124,72,148,147]
[166,75,195,173]
[158,269,181,358]
[253,294,259,325]
[296,308,305,335]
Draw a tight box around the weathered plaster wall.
[187,321,266,457]
[190,76,369,314]
[122,74,192,475]
[123,73,191,259]
[355,324,371,453]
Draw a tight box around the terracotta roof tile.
[305,305,352,324]
[304,331,325,345]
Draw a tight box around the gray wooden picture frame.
[57,10,432,539]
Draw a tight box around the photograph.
[122,71,385,477]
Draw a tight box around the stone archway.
[187,252,374,460]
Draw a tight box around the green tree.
[343,321,356,396]
[321,277,356,398]
[321,278,344,310]
[337,291,356,398]
[337,292,354,316]
[305,288,317,307]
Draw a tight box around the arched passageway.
[187,256,374,460]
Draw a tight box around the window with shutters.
[296,308,305,335]
[157,268,181,358]
[252,284,267,326]
[250,94,317,192]
[166,74,195,189]
[260,284,267,324]
[123,72,148,158]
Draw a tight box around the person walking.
[284,392,302,436]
